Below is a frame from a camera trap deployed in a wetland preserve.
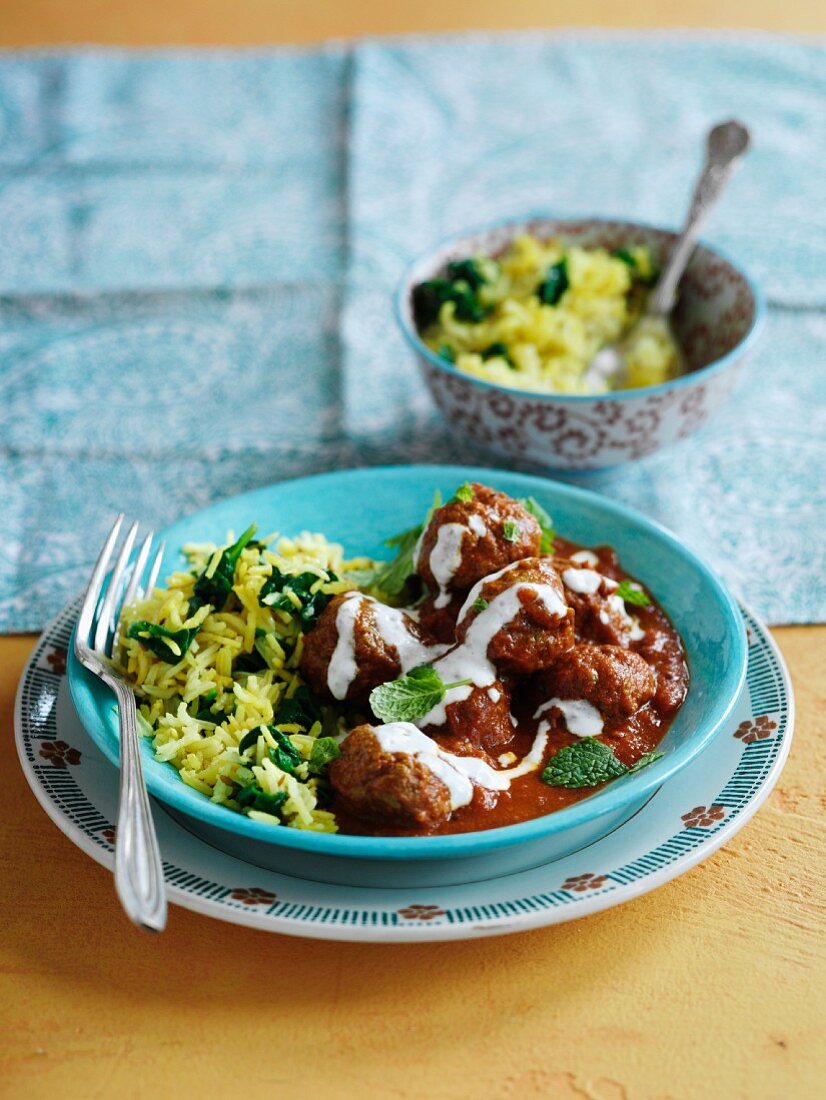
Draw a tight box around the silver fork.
[74,515,168,932]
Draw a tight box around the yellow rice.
[423,234,681,394]
[116,530,373,832]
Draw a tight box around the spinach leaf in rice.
[189,522,257,614]
[127,619,203,661]
[258,566,337,626]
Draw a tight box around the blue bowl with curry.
[68,466,747,887]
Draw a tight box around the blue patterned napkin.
[0,35,824,631]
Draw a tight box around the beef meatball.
[638,636,689,717]
[427,678,516,755]
[299,593,430,706]
[454,557,575,675]
[555,558,646,648]
[416,483,541,607]
[418,591,464,645]
[536,644,656,720]
[329,724,452,829]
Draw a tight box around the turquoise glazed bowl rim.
[68,465,748,862]
[394,214,766,403]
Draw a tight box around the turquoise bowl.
[67,466,747,887]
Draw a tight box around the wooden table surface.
[1,4,824,1099]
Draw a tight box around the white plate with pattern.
[16,597,792,942]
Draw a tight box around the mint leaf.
[368,490,443,596]
[626,750,663,775]
[520,496,555,553]
[503,520,521,543]
[615,580,651,607]
[541,738,628,789]
[454,482,475,503]
[308,736,341,774]
[472,598,489,612]
[369,664,471,723]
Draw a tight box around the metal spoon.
[584,119,751,393]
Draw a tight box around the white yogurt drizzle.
[603,594,645,641]
[369,722,549,810]
[534,697,604,737]
[561,567,603,595]
[326,593,437,701]
[456,559,525,623]
[327,594,360,700]
[561,563,644,641]
[429,523,468,609]
[416,515,486,608]
[420,578,568,727]
[570,549,599,567]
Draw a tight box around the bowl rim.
[394,214,766,403]
[67,464,748,861]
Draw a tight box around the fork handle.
[108,678,167,932]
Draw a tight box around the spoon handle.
[649,119,751,316]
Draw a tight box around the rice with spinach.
[116,525,373,833]
[413,234,681,394]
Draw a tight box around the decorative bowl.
[67,465,747,887]
[395,217,764,471]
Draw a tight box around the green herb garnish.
[627,750,664,774]
[308,736,342,774]
[413,258,496,328]
[454,482,475,503]
[266,725,302,775]
[238,728,261,755]
[194,689,219,723]
[446,258,492,290]
[413,277,488,327]
[364,524,422,596]
[370,665,472,724]
[481,341,513,366]
[471,598,489,613]
[127,620,200,662]
[258,567,336,625]
[234,648,269,673]
[520,496,555,553]
[189,522,257,615]
[612,247,658,286]
[235,785,287,816]
[503,520,521,544]
[536,257,569,306]
[364,490,442,596]
[615,580,651,607]
[542,738,662,789]
[276,686,323,730]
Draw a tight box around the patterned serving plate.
[16,598,792,942]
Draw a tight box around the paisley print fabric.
[0,37,823,629]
